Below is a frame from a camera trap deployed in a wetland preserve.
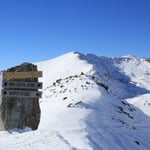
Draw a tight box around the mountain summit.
[0,52,150,150]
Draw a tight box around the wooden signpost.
[2,89,42,98]
[2,71,43,98]
[3,81,42,89]
[3,71,42,80]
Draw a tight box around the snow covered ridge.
[0,52,150,150]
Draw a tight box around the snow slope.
[0,52,150,150]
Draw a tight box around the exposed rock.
[0,97,4,130]
[145,58,150,63]
[1,63,41,130]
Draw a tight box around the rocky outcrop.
[145,58,150,63]
[1,63,41,130]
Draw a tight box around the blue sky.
[0,0,150,69]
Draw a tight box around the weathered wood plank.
[3,71,43,80]
[2,81,42,89]
[2,90,42,98]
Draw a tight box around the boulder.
[1,63,41,130]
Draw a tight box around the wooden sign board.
[3,71,43,80]
[2,90,42,98]
[3,81,42,89]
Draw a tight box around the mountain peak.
[1,52,150,149]
[37,52,150,149]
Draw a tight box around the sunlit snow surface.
[0,52,150,150]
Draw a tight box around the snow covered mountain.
[0,52,150,150]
